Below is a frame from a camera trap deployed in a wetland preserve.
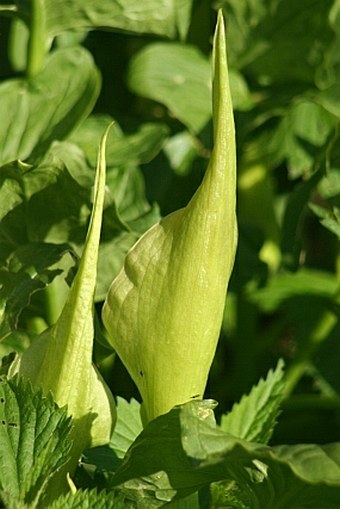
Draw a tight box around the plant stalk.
[27,0,46,77]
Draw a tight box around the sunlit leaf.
[0,46,100,165]
[220,360,285,444]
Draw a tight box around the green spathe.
[102,11,237,424]
[10,126,116,466]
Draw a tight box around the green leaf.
[127,42,253,134]
[0,376,72,508]
[0,162,26,221]
[81,397,142,477]
[128,42,211,133]
[317,83,340,119]
[280,170,323,269]
[220,360,285,444]
[163,131,199,176]
[266,100,336,178]
[103,12,237,423]
[226,0,334,83]
[15,0,194,39]
[110,400,340,508]
[70,116,169,169]
[0,242,72,330]
[309,203,340,240]
[110,397,143,460]
[248,269,339,313]
[48,488,129,509]
[0,46,100,165]
[10,126,116,493]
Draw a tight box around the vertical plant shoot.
[102,11,237,424]
[10,126,116,476]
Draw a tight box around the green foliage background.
[0,0,340,507]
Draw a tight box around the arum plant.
[103,11,237,424]
[9,126,116,490]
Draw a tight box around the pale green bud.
[102,11,237,424]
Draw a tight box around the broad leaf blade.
[128,42,211,133]
[14,0,194,39]
[0,46,100,165]
[0,376,72,508]
[220,360,285,444]
[110,400,340,508]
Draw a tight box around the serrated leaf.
[0,46,100,165]
[110,398,143,460]
[220,360,285,444]
[103,11,237,424]
[110,399,340,508]
[48,488,129,509]
[81,398,142,478]
[10,126,116,494]
[0,376,72,508]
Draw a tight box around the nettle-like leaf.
[103,11,237,424]
[9,126,116,490]
[110,397,143,460]
[47,488,129,509]
[109,399,340,508]
[0,46,100,165]
[0,376,72,508]
[81,397,142,478]
[220,360,285,444]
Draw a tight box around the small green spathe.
[10,126,116,468]
[102,11,237,424]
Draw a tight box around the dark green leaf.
[0,242,73,329]
[224,0,334,83]
[266,101,336,178]
[109,400,340,508]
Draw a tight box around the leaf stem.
[27,0,46,77]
